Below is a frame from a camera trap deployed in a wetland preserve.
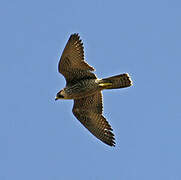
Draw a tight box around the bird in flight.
[55,33,132,146]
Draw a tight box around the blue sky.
[1,0,181,179]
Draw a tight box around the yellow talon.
[99,83,112,87]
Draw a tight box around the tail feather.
[99,73,132,89]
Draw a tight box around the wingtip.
[69,33,83,45]
[70,33,80,39]
[106,140,116,147]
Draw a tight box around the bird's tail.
[99,73,132,89]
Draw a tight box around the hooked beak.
[55,94,64,100]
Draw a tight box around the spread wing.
[58,33,96,84]
[72,92,115,146]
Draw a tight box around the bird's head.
[55,90,66,100]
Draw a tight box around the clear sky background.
[1,0,181,179]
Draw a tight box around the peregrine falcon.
[55,33,132,146]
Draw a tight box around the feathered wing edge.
[72,92,115,146]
